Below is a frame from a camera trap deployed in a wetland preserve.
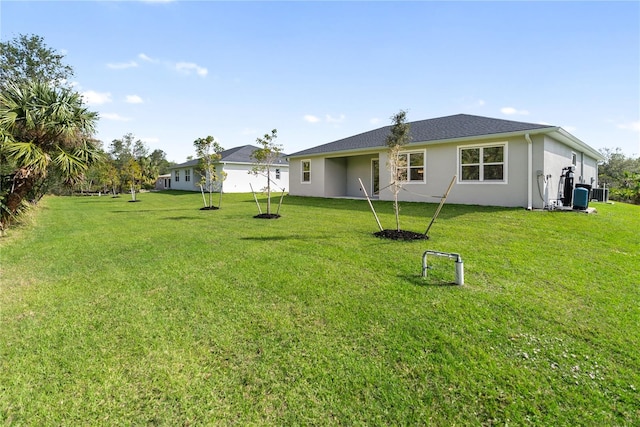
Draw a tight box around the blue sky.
[2,1,639,162]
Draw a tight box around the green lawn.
[1,192,639,425]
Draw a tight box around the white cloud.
[370,118,380,125]
[501,107,529,116]
[326,114,346,123]
[304,114,346,124]
[82,90,112,105]
[175,62,208,77]
[125,95,144,104]
[100,113,131,122]
[138,53,156,62]
[107,61,138,70]
[617,121,640,132]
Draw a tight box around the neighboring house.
[287,114,604,209]
[154,174,171,190]
[168,145,289,193]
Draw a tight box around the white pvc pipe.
[422,250,464,285]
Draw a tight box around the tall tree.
[0,34,74,87]
[0,81,100,234]
[193,135,225,209]
[149,149,173,175]
[385,110,411,231]
[251,129,284,216]
[108,133,148,193]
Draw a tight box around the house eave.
[547,128,604,161]
[287,147,385,160]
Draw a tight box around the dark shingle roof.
[288,114,555,157]
[171,144,288,168]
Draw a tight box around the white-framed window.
[275,168,281,180]
[185,169,191,182]
[301,160,311,182]
[459,143,507,183]
[571,152,577,166]
[174,170,180,182]
[396,150,425,183]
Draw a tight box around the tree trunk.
[394,194,400,231]
[1,167,38,229]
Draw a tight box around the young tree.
[251,129,284,217]
[124,158,142,202]
[0,81,100,234]
[109,133,134,193]
[385,110,411,231]
[105,162,121,196]
[0,34,74,87]
[109,133,155,193]
[193,136,225,209]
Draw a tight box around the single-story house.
[287,114,604,209]
[168,145,289,193]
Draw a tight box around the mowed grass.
[1,191,638,425]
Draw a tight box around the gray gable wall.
[289,114,555,157]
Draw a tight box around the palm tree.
[0,80,100,233]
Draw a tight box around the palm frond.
[1,140,50,174]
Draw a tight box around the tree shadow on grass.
[283,196,518,222]
[110,208,193,214]
[162,216,207,221]
[239,233,332,242]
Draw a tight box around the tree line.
[598,148,640,205]
[0,34,173,234]
[81,134,173,197]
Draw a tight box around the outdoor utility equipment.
[558,166,575,207]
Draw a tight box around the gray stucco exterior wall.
[288,132,601,208]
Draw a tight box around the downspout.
[525,133,533,210]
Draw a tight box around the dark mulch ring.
[200,206,220,210]
[254,213,281,219]
[374,229,428,240]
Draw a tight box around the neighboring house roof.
[288,114,602,160]
[170,145,289,169]
[169,158,199,169]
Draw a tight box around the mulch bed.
[200,206,220,210]
[374,229,428,240]
[254,213,281,219]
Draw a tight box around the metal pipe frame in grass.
[421,250,464,285]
